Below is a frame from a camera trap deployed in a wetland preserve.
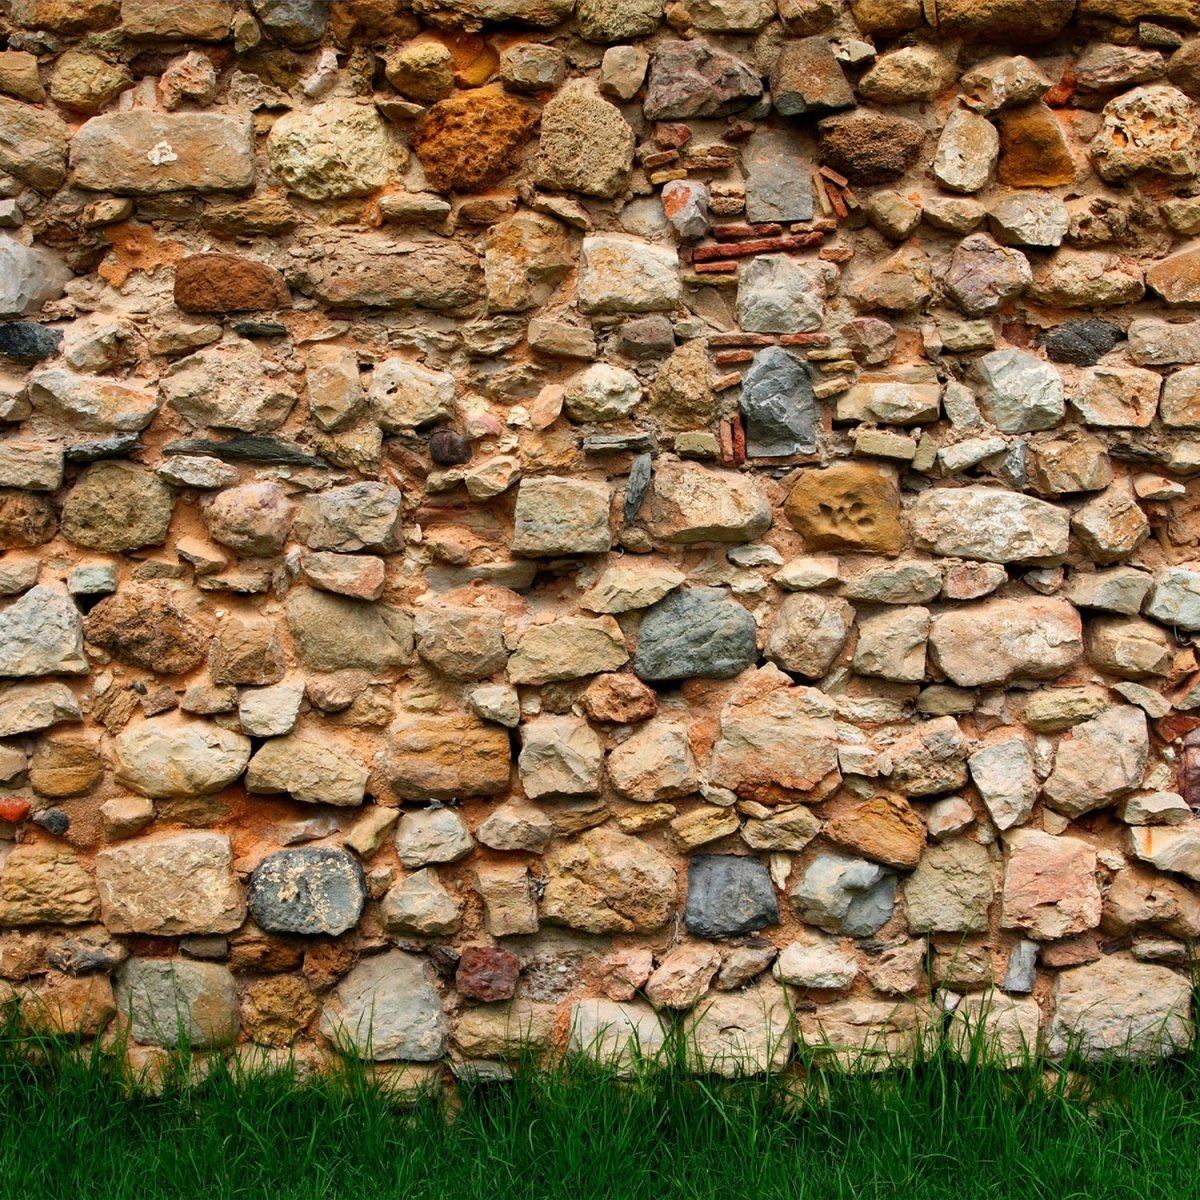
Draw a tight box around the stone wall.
[0,0,1197,1080]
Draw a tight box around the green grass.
[2,1022,1199,1200]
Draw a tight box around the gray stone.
[319,950,447,1062]
[0,237,72,318]
[252,0,326,44]
[973,350,1064,432]
[743,129,814,223]
[634,588,758,681]
[0,321,61,362]
[0,585,87,677]
[1002,939,1038,994]
[739,347,816,457]
[116,959,238,1048]
[1042,319,1123,367]
[790,850,896,936]
[737,255,828,335]
[685,855,779,938]
[1145,567,1200,631]
[249,848,366,936]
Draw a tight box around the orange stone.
[997,104,1076,188]
[410,85,538,193]
[783,463,905,555]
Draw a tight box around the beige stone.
[1047,956,1192,1060]
[96,832,244,936]
[541,827,676,933]
[508,617,628,684]
[709,670,841,805]
[0,845,99,926]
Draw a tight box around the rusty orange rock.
[173,253,291,313]
[410,85,538,193]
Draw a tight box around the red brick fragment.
[712,223,783,240]
[693,232,823,261]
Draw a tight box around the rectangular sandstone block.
[70,111,255,194]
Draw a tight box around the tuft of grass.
[1,1008,1199,1200]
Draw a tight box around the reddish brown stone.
[1039,935,1101,968]
[455,945,520,1001]
[0,491,56,549]
[410,86,538,193]
[84,585,210,675]
[173,253,291,313]
[582,673,658,724]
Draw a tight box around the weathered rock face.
[709,670,840,804]
[249,849,366,935]
[116,959,237,1048]
[267,101,405,200]
[96,833,244,936]
[84,586,209,675]
[319,951,447,1061]
[113,718,251,799]
[1046,957,1192,1061]
[71,112,255,193]
[0,1,1195,1075]
[541,828,676,933]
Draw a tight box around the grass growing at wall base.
[2,1026,1199,1200]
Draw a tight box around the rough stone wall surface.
[0,0,1199,1079]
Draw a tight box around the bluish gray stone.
[743,130,814,223]
[623,452,652,523]
[739,347,816,457]
[789,851,897,936]
[633,587,758,681]
[1002,939,1038,994]
[685,855,779,938]
[0,321,61,362]
[251,0,327,44]
[248,847,366,936]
